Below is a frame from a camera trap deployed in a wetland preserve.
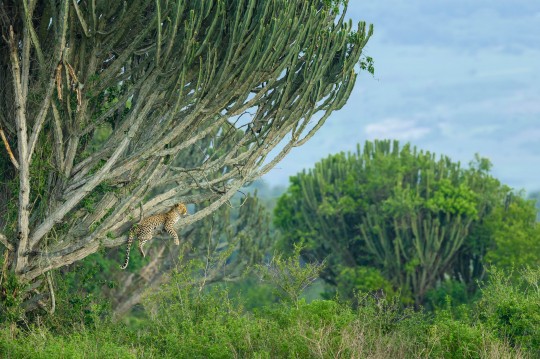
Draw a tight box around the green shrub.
[426,279,472,310]
[429,308,497,359]
[484,198,540,272]
[476,267,540,355]
[334,266,397,302]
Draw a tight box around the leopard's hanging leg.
[164,220,180,245]
[138,233,153,258]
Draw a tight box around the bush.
[476,267,540,355]
[334,266,397,303]
[426,279,472,310]
[428,308,501,359]
[484,198,540,272]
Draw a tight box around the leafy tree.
[483,196,540,272]
[275,140,508,305]
[0,0,372,312]
[254,244,324,306]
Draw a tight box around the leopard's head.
[174,203,188,216]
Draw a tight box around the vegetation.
[0,0,538,357]
[0,145,539,357]
[9,193,273,318]
[274,140,538,305]
[483,195,540,272]
[1,253,538,358]
[0,0,372,311]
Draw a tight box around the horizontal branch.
[22,241,101,282]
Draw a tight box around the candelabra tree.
[275,140,506,305]
[0,0,372,313]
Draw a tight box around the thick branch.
[27,0,69,164]
[9,25,31,273]
[22,0,45,69]
[50,102,65,169]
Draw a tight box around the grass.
[1,267,538,358]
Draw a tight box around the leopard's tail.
[120,231,135,269]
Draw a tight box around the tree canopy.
[274,140,519,305]
[0,0,372,311]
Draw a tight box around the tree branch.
[72,0,90,37]
[22,0,45,69]
[8,25,31,273]
[0,233,13,251]
[46,272,56,314]
[50,102,65,169]
[26,0,69,164]
[0,127,19,169]
[29,91,158,248]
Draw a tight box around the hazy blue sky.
[262,1,540,193]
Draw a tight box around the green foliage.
[425,279,472,310]
[528,190,540,221]
[334,266,396,301]
[222,275,279,310]
[1,266,536,358]
[484,197,540,271]
[360,55,375,75]
[130,257,428,358]
[0,325,136,359]
[476,267,540,354]
[0,267,24,324]
[275,140,510,305]
[428,309,500,359]
[44,253,114,332]
[254,244,324,305]
[425,179,479,217]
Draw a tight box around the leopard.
[120,203,188,269]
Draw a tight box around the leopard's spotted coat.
[120,203,188,269]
